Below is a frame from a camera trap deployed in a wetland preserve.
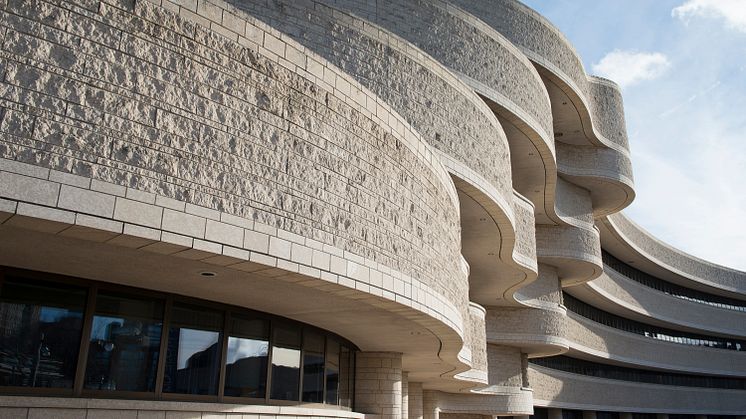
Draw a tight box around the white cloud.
[673,0,746,32]
[592,50,670,88]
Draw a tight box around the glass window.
[84,291,163,392]
[339,345,353,407]
[270,323,301,400]
[163,303,223,395]
[325,339,339,405]
[302,330,325,403]
[0,278,86,389]
[224,314,269,398]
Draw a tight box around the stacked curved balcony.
[284,0,643,414]
[535,214,746,409]
[0,0,482,405]
[226,0,551,396]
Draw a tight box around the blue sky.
[523,0,746,271]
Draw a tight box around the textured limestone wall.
[587,77,630,150]
[487,345,524,388]
[425,388,533,417]
[512,195,538,269]
[514,263,563,306]
[455,0,630,153]
[554,177,594,227]
[604,213,746,294]
[321,0,554,143]
[465,303,488,377]
[529,365,746,414]
[226,0,514,210]
[0,0,473,319]
[485,305,568,352]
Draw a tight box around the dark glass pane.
[163,303,223,395]
[84,292,164,392]
[339,346,353,407]
[274,324,301,348]
[302,331,324,403]
[0,278,86,389]
[270,324,300,400]
[325,339,339,405]
[224,315,269,398]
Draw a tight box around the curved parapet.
[571,270,746,337]
[455,303,489,385]
[486,265,570,357]
[424,388,534,417]
[529,365,746,414]
[320,0,557,222]
[317,0,609,292]
[565,312,746,377]
[451,0,635,218]
[0,0,475,391]
[229,0,539,305]
[600,213,746,296]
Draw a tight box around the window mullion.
[73,285,98,396]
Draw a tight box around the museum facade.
[0,0,744,417]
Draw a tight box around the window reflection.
[302,331,324,403]
[0,279,86,389]
[339,346,353,407]
[270,324,301,400]
[84,292,163,392]
[0,272,356,405]
[325,339,339,405]
[224,315,269,398]
[163,303,222,395]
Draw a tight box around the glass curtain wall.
[0,269,356,407]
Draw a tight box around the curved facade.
[0,0,743,418]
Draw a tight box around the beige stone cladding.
[0,0,480,393]
[579,269,746,337]
[355,352,404,419]
[529,365,746,414]
[0,397,365,419]
[602,213,746,294]
[452,0,635,218]
[221,0,540,301]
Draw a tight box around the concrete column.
[548,409,563,419]
[423,390,440,419]
[409,382,424,419]
[583,412,597,419]
[355,352,403,419]
[402,372,409,419]
[620,414,633,419]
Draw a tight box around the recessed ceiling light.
[200,271,217,278]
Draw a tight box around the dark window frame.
[0,267,357,409]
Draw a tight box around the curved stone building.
[0,0,743,417]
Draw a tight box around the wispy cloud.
[592,50,670,88]
[673,0,746,32]
[658,80,721,118]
